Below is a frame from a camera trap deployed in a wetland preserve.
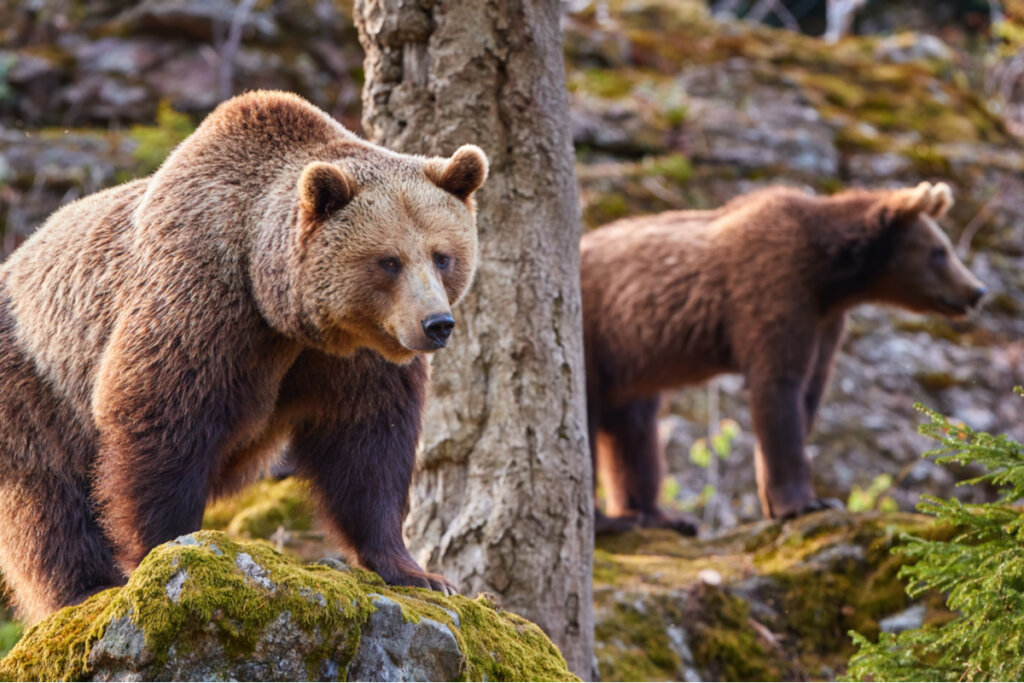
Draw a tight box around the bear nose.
[422,313,455,348]
[970,285,987,307]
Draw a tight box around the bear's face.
[294,145,488,363]
[871,182,986,317]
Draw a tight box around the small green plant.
[847,473,899,513]
[847,387,1024,682]
[689,418,740,470]
[659,473,682,508]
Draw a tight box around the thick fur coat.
[581,182,986,532]
[0,91,488,622]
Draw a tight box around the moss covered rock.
[0,531,575,682]
[593,509,951,681]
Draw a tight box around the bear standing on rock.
[0,91,488,623]
[581,182,986,534]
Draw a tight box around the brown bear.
[581,182,986,534]
[0,90,488,623]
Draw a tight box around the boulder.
[0,531,576,682]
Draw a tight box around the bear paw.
[374,562,459,596]
[639,509,699,537]
[594,509,640,535]
[776,497,844,521]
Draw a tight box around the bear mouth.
[933,297,972,316]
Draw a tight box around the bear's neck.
[813,211,897,314]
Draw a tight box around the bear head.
[866,181,986,317]
[291,144,488,364]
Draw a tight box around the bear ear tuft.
[299,162,358,218]
[425,145,489,201]
[872,181,955,230]
[925,181,954,218]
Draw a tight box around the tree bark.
[354,0,594,675]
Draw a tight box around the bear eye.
[930,247,947,264]
[434,253,451,270]
[379,257,401,273]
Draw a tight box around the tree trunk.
[354,0,594,675]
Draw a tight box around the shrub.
[847,388,1024,682]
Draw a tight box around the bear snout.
[969,285,987,308]
[421,312,455,349]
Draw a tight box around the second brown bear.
[581,182,986,533]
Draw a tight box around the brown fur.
[0,91,487,623]
[581,182,986,531]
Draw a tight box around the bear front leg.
[93,382,220,571]
[91,310,261,572]
[749,375,822,519]
[286,351,456,595]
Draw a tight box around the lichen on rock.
[0,531,576,682]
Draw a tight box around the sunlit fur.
[0,91,486,622]
[581,182,985,530]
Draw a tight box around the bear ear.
[425,145,489,201]
[298,162,358,219]
[872,181,955,230]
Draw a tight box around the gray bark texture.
[354,0,594,675]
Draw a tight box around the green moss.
[594,512,952,680]
[571,7,1011,160]
[0,588,113,681]
[892,317,963,343]
[122,101,195,180]
[904,145,953,177]
[797,72,868,109]
[988,292,1022,316]
[751,513,944,671]
[567,68,643,99]
[835,124,890,153]
[644,153,693,185]
[203,477,313,538]
[582,191,630,227]
[595,601,684,681]
[690,585,783,681]
[0,532,576,682]
[913,370,960,392]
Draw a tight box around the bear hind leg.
[0,469,123,624]
[598,397,697,536]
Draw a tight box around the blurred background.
[0,0,1022,531]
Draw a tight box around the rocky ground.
[2,476,944,681]
[592,509,952,681]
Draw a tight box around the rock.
[348,595,463,682]
[0,531,575,682]
[114,0,279,42]
[878,604,927,634]
[593,510,952,681]
[874,33,956,64]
